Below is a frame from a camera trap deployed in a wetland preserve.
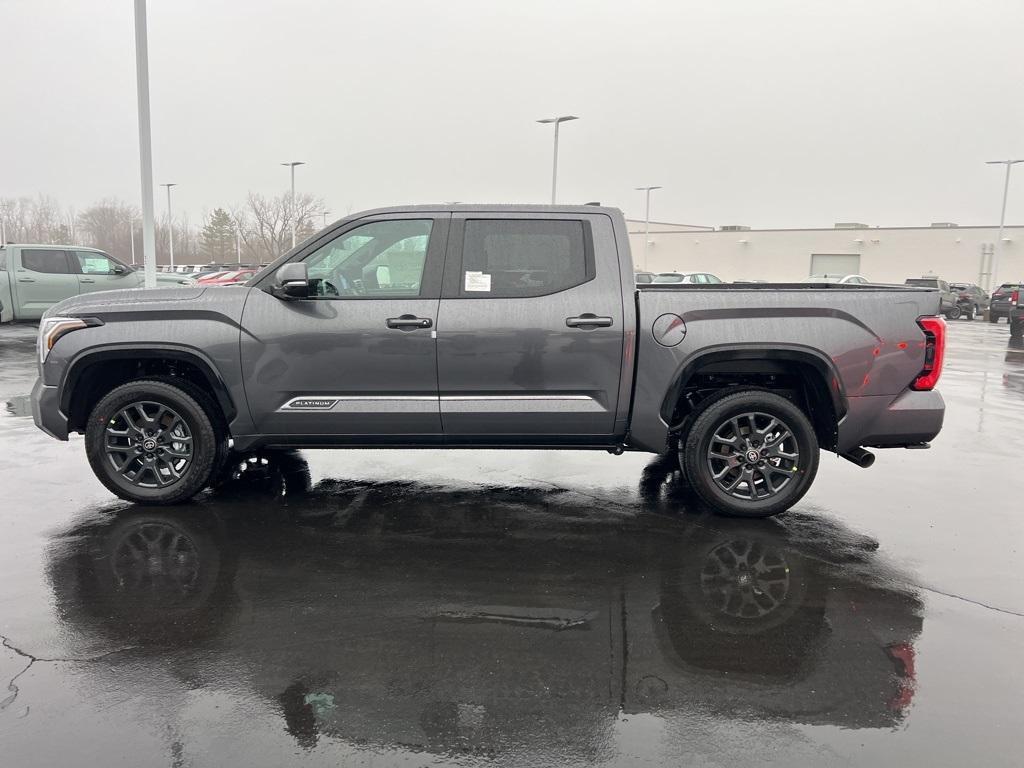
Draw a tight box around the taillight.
[1013,290,1020,303]
[911,316,945,391]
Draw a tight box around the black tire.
[989,312,999,323]
[964,304,976,321]
[680,390,819,518]
[946,305,962,320]
[85,379,220,504]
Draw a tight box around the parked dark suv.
[989,283,1021,323]
[949,282,989,321]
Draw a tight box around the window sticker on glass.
[464,271,491,292]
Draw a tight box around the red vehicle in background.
[198,270,257,286]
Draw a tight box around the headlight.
[38,316,100,363]
[181,278,198,286]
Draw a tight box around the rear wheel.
[85,379,220,504]
[946,305,962,320]
[964,304,977,321]
[989,312,999,323]
[680,390,819,518]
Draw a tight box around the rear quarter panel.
[630,285,941,452]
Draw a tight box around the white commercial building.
[626,219,1024,290]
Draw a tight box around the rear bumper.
[837,390,944,453]
[31,377,69,441]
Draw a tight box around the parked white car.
[804,274,870,284]
[651,272,723,284]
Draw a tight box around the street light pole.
[129,214,136,265]
[986,159,1023,290]
[635,186,663,271]
[281,161,305,249]
[536,116,578,204]
[133,0,157,288]
[321,209,330,228]
[160,183,177,269]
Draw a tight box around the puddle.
[4,395,32,418]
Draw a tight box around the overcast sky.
[2,0,1023,229]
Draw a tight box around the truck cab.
[0,244,192,323]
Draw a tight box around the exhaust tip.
[841,447,876,468]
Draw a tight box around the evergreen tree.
[201,208,236,262]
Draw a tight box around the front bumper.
[837,390,945,453]
[31,377,69,440]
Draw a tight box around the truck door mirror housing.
[273,262,311,299]
[112,263,127,275]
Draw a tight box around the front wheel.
[946,305,962,320]
[85,379,220,504]
[679,390,819,518]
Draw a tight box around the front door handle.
[386,315,433,330]
[80,278,95,283]
[17,277,35,283]
[566,313,613,329]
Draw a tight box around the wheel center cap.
[745,449,760,463]
[143,438,157,451]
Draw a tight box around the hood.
[44,286,231,319]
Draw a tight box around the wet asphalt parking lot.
[1,320,1022,767]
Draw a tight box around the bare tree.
[0,195,73,244]
[240,191,322,263]
[77,198,137,263]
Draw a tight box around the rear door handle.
[17,278,35,283]
[386,315,433,330]
[566,314,613,328]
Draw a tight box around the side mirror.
[112,263,127,275]
[272,262,311,299]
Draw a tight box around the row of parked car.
[0,244,264,322]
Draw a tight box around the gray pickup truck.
[30,205,946,517]
[0,243,194,323]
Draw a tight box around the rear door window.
[22,249,71,274]
[458,219,592,298]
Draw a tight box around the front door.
[240,214,449,440]
[71,250,143,294]
[436,213,625,441]
[14,249,80,319]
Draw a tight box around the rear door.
[240,214,449,438]
[71,250,143,294]
[13,248,80,319]
[436,212,625,440]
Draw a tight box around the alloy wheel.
[104,401,193,488]
[706,411,800,500]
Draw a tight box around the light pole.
[160,183,177,269]
[321,209,331,228]
[635,186,662,271]
[129,213,136,265]
[536,116,578,204]
[281,161,305,248]
[986,159,1023,290]
[133,0,157,287]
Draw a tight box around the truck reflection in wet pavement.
[46,452,922,756]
